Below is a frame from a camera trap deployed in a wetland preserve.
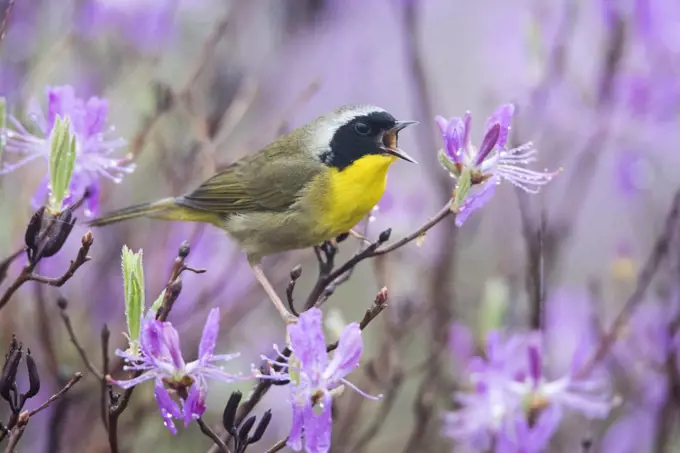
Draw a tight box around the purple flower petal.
[288,308,328,372]
[528,345,542,384]
[461,111,472,150]
[287,403,305,451]
[455,179,497,227]
[444,117,465,163]
[47,85,77,133]
[485,103,515,148]
[159,322,185,370]
[434,115,448,136]
[154,380,183,425]
[84,96,109,136]
[198,308,220,363]
[324,323,362,381]
[183,384,204,427]
[303,393,332,453]
[475,123,500,166]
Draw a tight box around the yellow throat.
[317,154,396,237]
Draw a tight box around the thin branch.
[28,373,83,417]
[0,232,93,311]
[197,418,230,453]
[0,247,26,287]
[349,369,404,451]
[101,325,110,431]
[3,425,24,453]
[58,299,104,380]
[304,202,452,309]
[576,189,680,379]
[264,437,288,453]
[286,265,302,317]
[372,203,452,256]
[2,373,83,453]
[327,287,388,353]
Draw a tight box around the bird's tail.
[87,197,182,227]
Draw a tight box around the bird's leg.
[349,229,371,245]
[248,258,298,324]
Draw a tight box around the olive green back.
[176,135,324,216]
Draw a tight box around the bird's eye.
[354,122,372,136]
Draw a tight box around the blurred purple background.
[1,0,679,452]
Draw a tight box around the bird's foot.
[349,229,371,245]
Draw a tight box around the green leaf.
[48,116,77,212]
[147,289,165,317]
[437,149,459,176]
[452,167,472,212]
[0,97,6,165]
[122,245,145,347]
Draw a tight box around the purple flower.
[1,85,134,216]
[111,308,242,434]
[260,308,379,453]
[444,330,613,452]
[435,104,559,226]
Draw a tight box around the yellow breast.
[315,154,396,238]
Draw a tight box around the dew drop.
[368,216,376,223]
[312,402,325,416]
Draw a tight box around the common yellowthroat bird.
[88,105,417,323]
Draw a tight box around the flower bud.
[248,409,272,444]
[237,415,256,443]
[378,228,392,243]
[222,390,242,433]
[24,349,40,399]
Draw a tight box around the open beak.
[381,120,418,163]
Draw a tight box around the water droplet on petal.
[313,402,325,416]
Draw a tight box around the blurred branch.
[58,298,104,380]
[348,369,404,452]
[576,189,680,379]
[520,211,547,330]
[0,0,14,49]
[399,0,450,197]
[33,282,59,380]
[545,11,626,277]
[400,373,437,453]
[274,79,322,137]
[393,12,462,446]
[129,6,237,159]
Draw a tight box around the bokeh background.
[1,0,679,452]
